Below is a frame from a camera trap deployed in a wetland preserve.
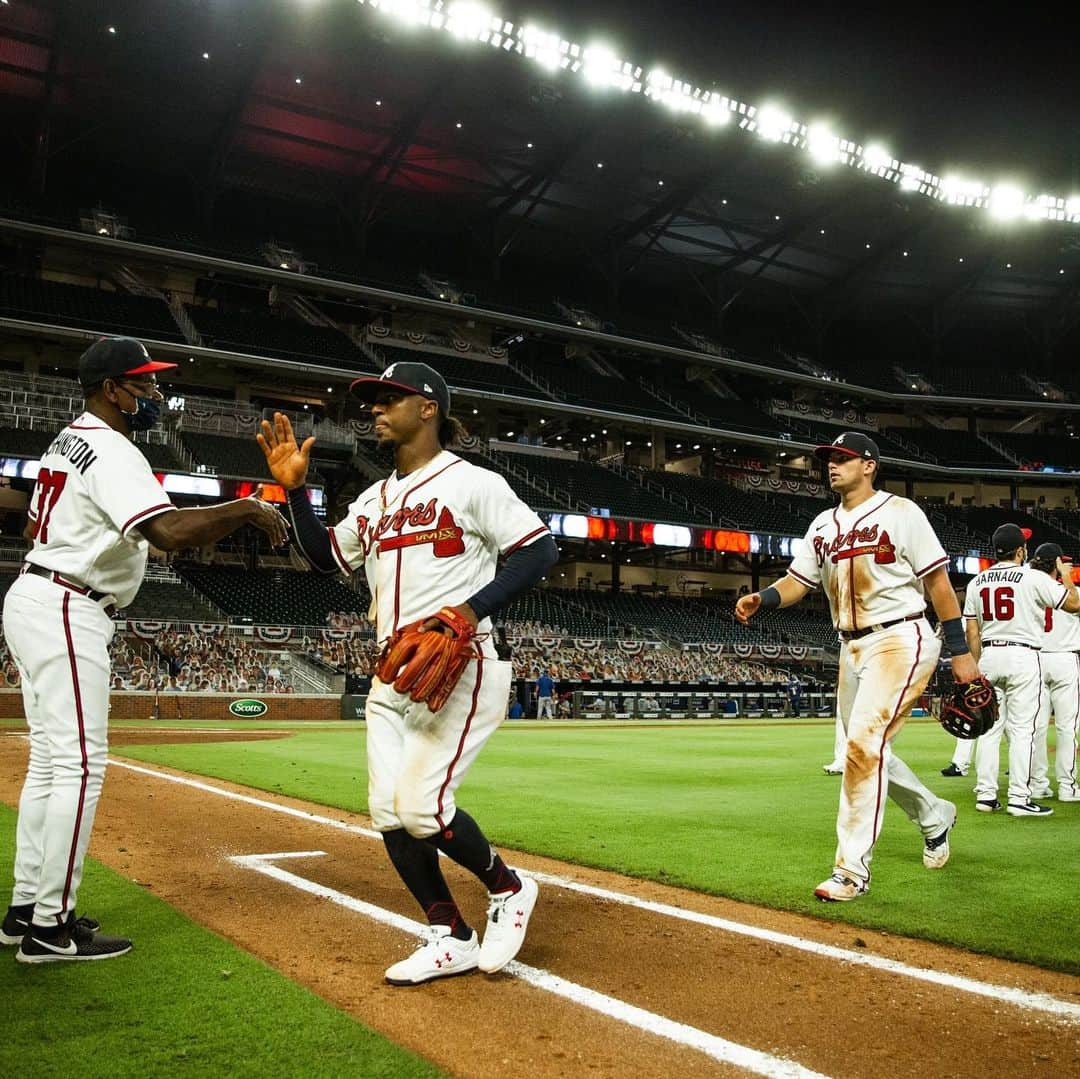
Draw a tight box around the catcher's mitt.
[937,675,998,739]
[375,607,478,713]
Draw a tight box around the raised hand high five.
[256,411,316,491]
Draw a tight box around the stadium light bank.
[354,0,1080,227]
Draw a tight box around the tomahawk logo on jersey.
[328,450,549,655]
[25,412,173,607]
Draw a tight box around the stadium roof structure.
[1,0,1078,350]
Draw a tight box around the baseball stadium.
[0,1,1078,1076]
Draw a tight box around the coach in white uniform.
[1027,543,1080,802]
[1,337,287,963]
[962,525,1078,817]
[737,432,978,902]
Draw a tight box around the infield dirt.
[1,732,1077,1078]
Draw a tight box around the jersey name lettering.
[43,431,98,475]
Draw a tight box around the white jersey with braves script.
[329,450,549,658]
[962,562,1069,646]
[24,413,174,608]
[1040,599,1080,652]
[787,491,947,632]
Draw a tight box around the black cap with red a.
[349,361,451,416]
[813,431,880,462]
[78,337,177,388]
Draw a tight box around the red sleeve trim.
[914,555,949,579]
[503,524,549,556]
[787,568,817,589]
[68,424,109,431]
[122,502,173,536]
[328,527,353,574]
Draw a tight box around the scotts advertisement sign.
[229,699,268,718]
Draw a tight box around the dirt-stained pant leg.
[366,657,513,837]
[1031,652,1080,793]
[834,619,944,884]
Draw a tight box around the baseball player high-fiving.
[736,433,979,901]
[1,337,288,963]
[259,361,558,985]
[962,526,1079,816]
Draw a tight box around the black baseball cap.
[78,336,176,388]
[349,361,451,416]
[813,431,880,462]
[1032,542,1067,563]
[992,522,1033,557]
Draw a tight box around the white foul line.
[230,850,828,1079]
[110,758,1080,1023]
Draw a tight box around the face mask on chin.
[122,394,163,431]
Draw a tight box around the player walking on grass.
[735,432,979,901]
[962,527,1079,816]
[1,337,288,963]
[259,361,558,985]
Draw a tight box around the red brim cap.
[124,360,178,375]
[1022,528,1033,540]
[349,376,417,400]
[813,444,861,460]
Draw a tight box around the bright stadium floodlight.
[583,43,624,89]
[702,93,731,127]
[446,2,494,41]
[1067,197,1080,221]
[807,124,841,166]
[756,105,792,143]
[520,24,560,68]
[377,0,428,27]
[989,185,1025,221]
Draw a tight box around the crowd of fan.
[0,643,20,688]
[107,631,295,693]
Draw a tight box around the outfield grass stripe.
[231,850,829,1079]
[116,757,1080,1023]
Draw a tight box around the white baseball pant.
[1032,650,1080,797]
[949,737,974,772]
[536,695,556,720]
[834,618,950,885]
[3,573,115,926]
[974,645,1043,805]
[366,655,513,837]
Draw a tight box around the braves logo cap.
[992,522,1033,556]
[349,361,451,416]
[78,336,177,388]
[1032,541,1067,563]
[812,431,880,462]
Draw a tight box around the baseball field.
[1,717,1077,1078]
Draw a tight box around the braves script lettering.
[354,500,465,558]
[813,525,897,567]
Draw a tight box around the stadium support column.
[751,552,761,592]
[611,545,622,593]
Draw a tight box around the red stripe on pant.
[435,657,484,835]
[862,623,922,880]
[60,591,90,922]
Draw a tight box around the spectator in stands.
[787,674,803,717]
[535,667,556,719]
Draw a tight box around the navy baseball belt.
[838,612,922,642]
[23,562,117,614]
[981,640,1040,651]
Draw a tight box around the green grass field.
[103,717,1080,974]
[0,803,442,1079]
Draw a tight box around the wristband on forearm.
[941,616,970,656]
[758,586,782,611]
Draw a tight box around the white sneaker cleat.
[923,801,957,869]
[478,873,539,974]
[814,872,869,902]
[384,926,479,986]
[1057,787,1080,802]
[1006,801,1054,818]
[822,761,843,775]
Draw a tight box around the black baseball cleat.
[940,763,966,777]
[0,903,34,946]
[975,798,1003,813]
[16,914,130,964]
